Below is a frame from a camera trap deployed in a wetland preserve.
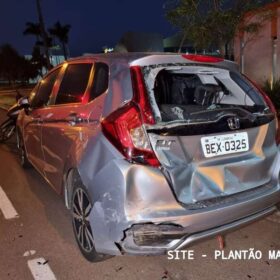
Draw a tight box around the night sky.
[0,0,175,56]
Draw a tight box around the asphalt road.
[0,109,280,280]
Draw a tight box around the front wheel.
[71,182,110,262]
[0,119,15,142]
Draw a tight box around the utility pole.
[36,0,52,70]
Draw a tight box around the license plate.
[201,132,249,158]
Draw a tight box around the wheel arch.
[63,167,83,209]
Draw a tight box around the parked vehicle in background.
[16,53,280,262]
[0,94,28,143]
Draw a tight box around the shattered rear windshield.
[142,64,269,125]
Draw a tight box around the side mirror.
[18,96,29,107]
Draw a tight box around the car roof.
[64,52,239,72]
[68,52,171,63]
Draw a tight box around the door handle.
[33,114,42,123]
[66,113,82,125]
[33,114,41,119]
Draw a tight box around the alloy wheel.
[72,188,94,253]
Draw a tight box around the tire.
[18,133,31,168]
[71,179,110,262]
[0,119,15,143]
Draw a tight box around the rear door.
[40,62,109,192]
[24,68,61,173]
[40,62,93,192]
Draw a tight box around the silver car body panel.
[17,53,280,256]
[84,142,280,255]
[149,121,278,205]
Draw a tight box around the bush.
[262,79,280,114]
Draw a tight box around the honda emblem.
[227,117,240,130]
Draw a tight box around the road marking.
[28,258,56,280]
[0,186,19,219]
[23,250,36,257]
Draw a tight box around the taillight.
[182,54,224,63]
[130,66,155,125]
[101,66,160,167]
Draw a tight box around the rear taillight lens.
[130,66,155,125]
[101,66,160,167]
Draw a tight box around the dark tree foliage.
[30,46,50,77]
[0,44,39,84]
[23,1,71,70]
[23,20,71,69]
[35,0,52,70]
[49,21,71,60]
[165,0,275,56]
[23,22,41,42]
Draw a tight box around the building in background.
[163,32,190,53]
[114,31,221,55]
[115,32,163,52]
[234,2,280,84]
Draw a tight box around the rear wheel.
[0,119,15,142]
[71,181,109,262]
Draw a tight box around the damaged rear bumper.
[120,206,276,255]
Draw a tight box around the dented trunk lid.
[147,120,278,205]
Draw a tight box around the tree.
[237,5,273,73]
[23,22,42,45]
[17,56,39,83]
[23,1,71,68]
[165,0,273,57]
[30,46,49,77]
[35,0,52,70]
[23,22,53,49]
[0,44,22,84]
[49,21,71,60]
[0,44,39,84]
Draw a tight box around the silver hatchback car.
[17,53,280,262]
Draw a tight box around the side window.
[55,63,92,105]
[28,83,40,105]
[30,68,60,108]
[90,63,109,101]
